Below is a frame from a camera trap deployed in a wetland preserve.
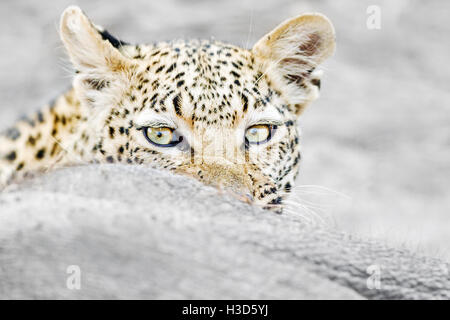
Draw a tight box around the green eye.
[147,127,172,145]
[245,124,276,145]
[142,127,183,147]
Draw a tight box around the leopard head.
[60,6,335,212]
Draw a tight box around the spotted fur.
[0,6,335,212]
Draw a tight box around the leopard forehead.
[118,40,292,131]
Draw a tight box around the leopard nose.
[175,160,254,201]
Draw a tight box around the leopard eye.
[142,127,183,147]
[245,124,276,145]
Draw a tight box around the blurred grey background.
[0,0,449,259]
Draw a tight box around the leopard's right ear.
[60,6,131,74]
[252,13,335,114]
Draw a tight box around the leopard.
[0,6,335,212]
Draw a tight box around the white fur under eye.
[246,107,283,128]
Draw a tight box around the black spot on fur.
[173,94,183,116]
[27,135,36,146]
[230,70,240,78]
[174,72,185,79]
[269,196,283,205]
[284,120,294,127]
[84,78,109,91]
[284,182,292,192]
[36,148,45,160]
[242,94,248,113]
[5,151,16,161]
[166,63,176,73]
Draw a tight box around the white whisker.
[292,184,352,200]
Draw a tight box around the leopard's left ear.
[60,6,135,108]
[60,6,131,74]
[252,13,335,114]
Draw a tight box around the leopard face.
[59,6,335,212]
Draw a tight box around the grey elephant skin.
[0,164,449,299]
